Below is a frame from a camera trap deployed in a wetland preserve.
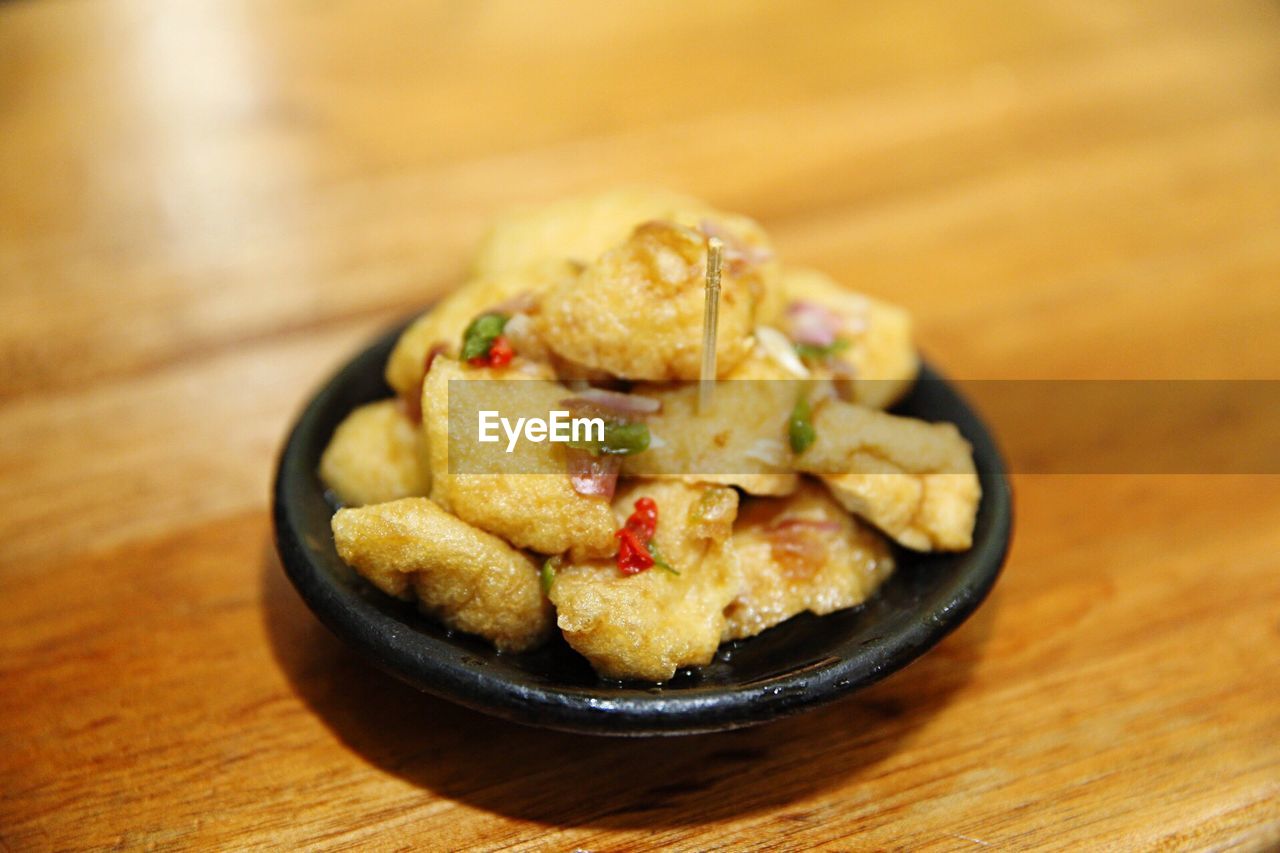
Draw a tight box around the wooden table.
[3,1,1278,849]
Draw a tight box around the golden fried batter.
[549,480,741,681]
[724,483,894,640]
[422,357,618,560]
[623,349,802,496]
[537,220,767,381]
[319,399,428,506]
[794,397,981,551]
[385,260,578,399]
[332,498,552,653]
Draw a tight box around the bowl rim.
[272,319,1013,736]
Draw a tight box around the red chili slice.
[467,334,515,368]
[625,497,658,541]
[615,528,655,574]
[615,497,660,574]
[488,335,514,367]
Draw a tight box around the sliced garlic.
[754,325,810,378]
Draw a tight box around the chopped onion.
[766,525,831,579]
[566,448,621,499]
[754,326,810,378]
[785,301,842,347]
[561,387,661,417]
[516,361,547,378]
[502,312,549,361]
[766,518,841,579]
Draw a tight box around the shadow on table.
[260,540,995,831]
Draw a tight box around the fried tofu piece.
[319,399,429,506]
[622,350,801,496]
[620,340,846,495]
[385,260,578,399]
[724,482,894,641]
[537,219,769,381]
[774,267,918,409]
[549,480,741,681]
[794,397,981,551]
[472,187,714,276]
[422,357,617,560]
[332,498,552,653]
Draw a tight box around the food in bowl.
[320,188,980,682]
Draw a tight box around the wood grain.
[2,1,1278,849]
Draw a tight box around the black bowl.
[273,321,1012,736]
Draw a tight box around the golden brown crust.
[332,498,552,653]
[724,483,894,640]
[319,399,428,506]
[385,260,577,399]
[622,354,802,496]
[795,397,981,551]
[421,357,618,560]
[549,480,741,681]
[536,220,767,381]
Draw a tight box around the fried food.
[320,188,983,680]
[549,480,741,681]
[622,350,802,496]
[332,498,552,653]
[773,267,917,409]
[385,260,578,399]
[724,483,894,640]
[537,220,767,381]
[422,356,618,560]
[318,399,428,506]
[794,397,981,551]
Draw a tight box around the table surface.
[3,1,1278,849]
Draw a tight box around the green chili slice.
[568,420,651,456]
[601,421,650,455]
[793,338,850,361]
[540,556,558,595]
[461,313,508,361]
[646,540,679,575]
[789,396,816,454]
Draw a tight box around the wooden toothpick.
[699,237,723,412]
